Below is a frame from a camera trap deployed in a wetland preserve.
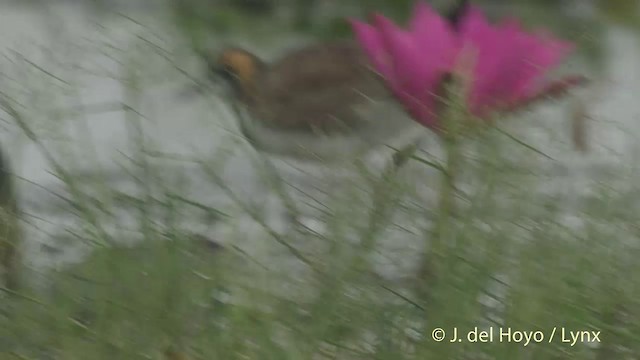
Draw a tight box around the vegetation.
[1,0,639,358]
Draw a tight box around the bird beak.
[198,49,231,84]
[208,62,237,83]
[208,67,237,97]
[209,65,227,79]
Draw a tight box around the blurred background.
[0,0,639,359]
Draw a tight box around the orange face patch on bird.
[207,48,265,99]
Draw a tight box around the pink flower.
[351,1,459,129]
[350,1,585,131]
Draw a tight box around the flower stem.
[434,132,459,256]
[418,77,467,295]
[414,131,461,301]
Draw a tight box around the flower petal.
[456,5,576,116]
[457,5,509,114]
[501,75,588,113]
[373,13,422,87]
[510,33,575,100]
[410,1,459,65]
[374,11,456,128]
[349,18,393,79]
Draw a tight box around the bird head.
[201,47,266,100]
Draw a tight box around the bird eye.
[222,64,235,74]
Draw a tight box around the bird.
[198,1,476,162]
[200,40,427,162]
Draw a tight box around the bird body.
[232,41,387,131]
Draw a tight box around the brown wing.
[251,41,390,132]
